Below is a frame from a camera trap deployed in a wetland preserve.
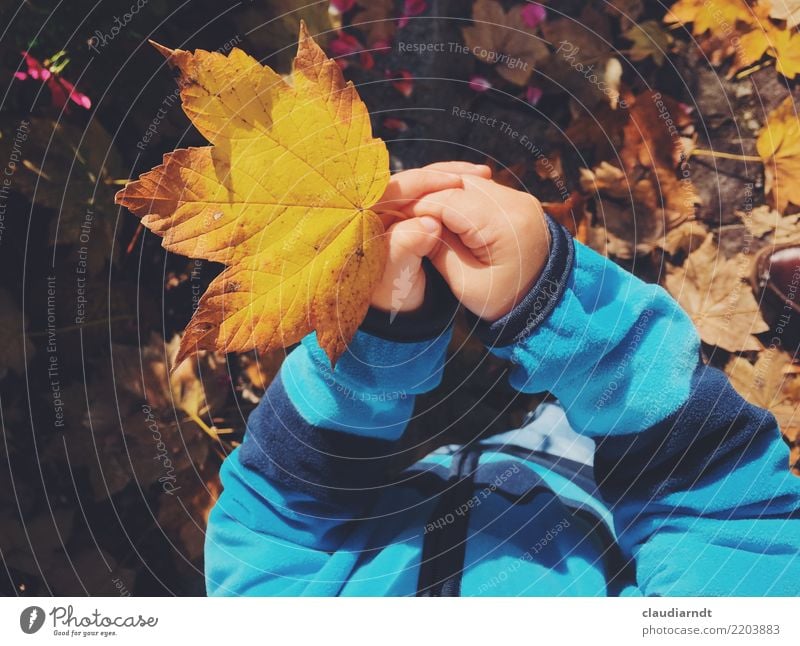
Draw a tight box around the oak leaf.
[756,95,800,213]
[663,233,769,352]
[462,0,548,85]
[115,24,390,366]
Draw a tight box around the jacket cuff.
[359,259,459,342]
[238,374,404,506]
[465,214,575,348]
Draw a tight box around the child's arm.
[407,176,800,595]
[205,163,487,596]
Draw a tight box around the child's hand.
[400,174,550,321]
[370,162,492,315]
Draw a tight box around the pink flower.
[372,38,393,53]
[383,117,409,132]
[329,31,374,69]
[330,0,357,13]
[469,75,492,92]
[520,3,546,29]
[386,69,414,97]
[399,0,427,28]
[329,31,363,57]
[14,51,91,111]
[525,85,543,105]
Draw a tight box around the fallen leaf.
[663,233,769,352]
[115,24,390,366]
[113,333,230,427]
[577,91,699,258]
[604,0,644,27]
[665,0,800,78]
[541,4,616,105]
[623,20,674,66]
[657,219,709,257]
[769,0,800,28]
[664,0,746,36]
[0,115,120,274]
[726,347,799,473]
[352,0,396,47]
[756,95,800,213]
[737,204,800,242]
[542,191,589,243]
[462,0,549,85]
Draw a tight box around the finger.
[386,216,442,265]
[420,161,492,178]
[398,187,500,245]
[371,216,442,313]
[377,169,463,212]
[428,227,487,293]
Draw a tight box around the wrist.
[360,259,459,343]
[466,214,575,347]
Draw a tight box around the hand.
[370,162,492,315]
[399,174,550,321]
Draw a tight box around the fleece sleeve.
[204,269,456,596]
[475,215,800,596]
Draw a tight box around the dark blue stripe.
[238,374,408,506]
[360,258,459,343]
[593,363,779,503]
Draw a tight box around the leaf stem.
[690,149,762,163]
[734,60,773,79]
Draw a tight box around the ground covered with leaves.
[0,0,798,595]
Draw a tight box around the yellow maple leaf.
[666,0,800,78]
[664,0,748,35]
[115,23,390,366]
[756,95,800,213]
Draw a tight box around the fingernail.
[420,216,439,233]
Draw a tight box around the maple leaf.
[664,0,748,36]
[622,20,674,66]
[115,23,390,366]
[756,95,800,213]
[665,0,800,78]
[576,91,698,259]
[726,348,800,471]
[663,233,769,352]
[462,0,549,85]
[737,204,800,242]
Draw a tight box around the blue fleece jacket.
[204,216,800,596]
